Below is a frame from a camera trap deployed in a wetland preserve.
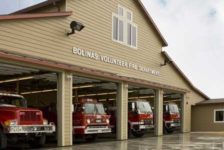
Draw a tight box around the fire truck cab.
[108,100,154,138]
[163,102,181,133]
[73,98,111,141]
[0,92,55,149]
[128,100,154,137]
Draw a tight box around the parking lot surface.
[35,133,224,150]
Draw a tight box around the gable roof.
[195,99,224,105]
[10,0,168,47]
[162,51,210,100]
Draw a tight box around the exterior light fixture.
[67,21,85,36]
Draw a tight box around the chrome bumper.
[170,122,180,128]
[165,121,180,128]
[139,124,154,129]
[84,126,111,134]
[6,124,56,134]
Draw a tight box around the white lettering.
[72,47,160,76]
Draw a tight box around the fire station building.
[0,0,209,147]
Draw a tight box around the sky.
[0,0,223,98]
[142,0,224,98]
[0,0,45,14]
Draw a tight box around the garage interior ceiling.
[0,63,56,93]
[0,63,40,77]
[0,63,182,101]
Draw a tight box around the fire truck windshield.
[0,96,26,107]
[95,103,106,114]
[169,104,179,113]
[84,103,106,114]
[84,103,95,114]
[136,101,152,114]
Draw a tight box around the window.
[0,96,26,108]
[112,5,137,48]
[214,109,224,123]
[168,104,179,113]
[136,101,152,114]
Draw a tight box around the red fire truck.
[44,98,111,141]
[163,102,181,133]
[108,100,154,137]
[0,92,55,149]
[73,98,111,141]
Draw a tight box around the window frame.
[112,12,125,45]
[214,109,224,123]
[127,22,138,48]
[112,5,138,49]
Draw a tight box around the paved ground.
[16,133,224,150]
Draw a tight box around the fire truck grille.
[20,111,41,122]
[144,119,153,125]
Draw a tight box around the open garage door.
[163,90,182,134]
[128,85,155,138]
[0,63,58,149]
[72,75,118,144]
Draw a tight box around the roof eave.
[0,11,72,21]
[195,102,224,106]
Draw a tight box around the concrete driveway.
[36,133,224,150]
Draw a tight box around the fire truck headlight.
[86,119,91,124]
[43,119,48,125]
[140,120,144,124]
[4,120,17,126]
[106,119,110,124]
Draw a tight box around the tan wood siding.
[0,0,203,95]
[192,104,224,131]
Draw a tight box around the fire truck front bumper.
[131,122,154,130]
[139,124,154,129]
[165,121,181,128]
[74,126,112,134]
[170,122,180,128]
[5,124,56,134]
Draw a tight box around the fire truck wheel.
[0,129,7,149]
[165,128,174,134]
[85,134,97,142]
[30,134,46,148]
[131,130,144,138]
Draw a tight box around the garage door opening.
[128,85,155,138]
[72,75,118,144]
[0,63,58,149]
[163,90,182,134]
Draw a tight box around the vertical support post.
[57,72,73,146]
[181,93,190,132]
[116,82,128,140]
[155,89,163,136]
